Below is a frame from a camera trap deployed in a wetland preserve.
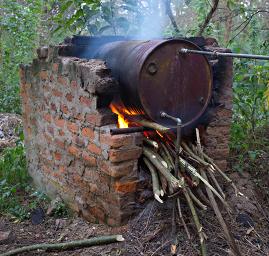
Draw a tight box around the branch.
[0,235,124,256]
[228,10,269,44]
[163,0,180,33]
[197,0,220,36]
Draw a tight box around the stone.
[0,231,12,244]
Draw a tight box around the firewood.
[144,158,164,203]
[0,235,124,256]
[195,129,241,256]
[183,187,207,256]
[179,156,229,209]
[176,198,191,240]
[201,151,239,196]
[201,171,242,256]
[127,116,170,132]
[143,147,184,191]
[187,188,207,211]
[143,138,159,149]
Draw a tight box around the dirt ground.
[1,167,269,256]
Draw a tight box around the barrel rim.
[138,38,213,128]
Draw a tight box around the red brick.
[49,74,54,82]
[82,151,97,166]
[47,126,54,135]
[68,145,80,157]
[44,133,53,143]
[66,93,74,102]
[40,71,48,80]
[72,135,84,147]
[55,139,65,149]
[89,206,106,223]
[109,147,142,163]
[52,89,63,97]
[86,112,117,127]
[100,134,134,149]
[114,180,138,193]
[59,165,65,173]
[50,103,57,111]
[82,127,94,140]
[60,104,68,114]
[43,113,52,123]
[43,165,52,175]
[54,152,62,161]
[67,121,79,133]
[87,143,102,155]
[85,114,97,125]
[58,130,65,136]
[55,118,65,128]
[99,160,135,178]
[75,113,84,121]
[70,80,77,88]
[57,75,67,86]
[52,63,59,72]
[79,96,92,106]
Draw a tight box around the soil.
[1,168,269,256]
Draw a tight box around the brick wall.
[19,46,143,226]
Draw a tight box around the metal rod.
[180,48,269,60]
[160,112,182,178]
[110,127,152,135]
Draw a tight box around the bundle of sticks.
[142,128,242,256]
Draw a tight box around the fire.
[110,102,144,128]
[110,104,129,128]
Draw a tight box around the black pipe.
[110,127,153,135]
[180,48,269,60]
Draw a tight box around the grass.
[0,140,70,221]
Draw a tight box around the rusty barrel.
[94,39,213,128]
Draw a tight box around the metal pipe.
[180,48,269,60]
[160,112,182,178]
[110,127,153,135]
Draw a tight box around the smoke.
[135,0,167,39]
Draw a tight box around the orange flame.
[110,104,129,128]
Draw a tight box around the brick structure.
[19,38,233,226]
[19,46,143,226]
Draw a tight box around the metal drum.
[94,39,213,128]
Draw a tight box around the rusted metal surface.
[94,39,213,129]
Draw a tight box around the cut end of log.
[154,194,164,203]
[116,235,125,242]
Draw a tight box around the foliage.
[0,0,42,113]
[0,141,70,220]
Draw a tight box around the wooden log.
[143,147,184,191]
[1,235,124,256]
[144,158,164,203]
[144,138,159,149]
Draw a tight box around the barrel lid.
[139,39,213,128]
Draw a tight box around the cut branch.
[144,157,164,203]
[1,235,124,256]
[143,147,184,190]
